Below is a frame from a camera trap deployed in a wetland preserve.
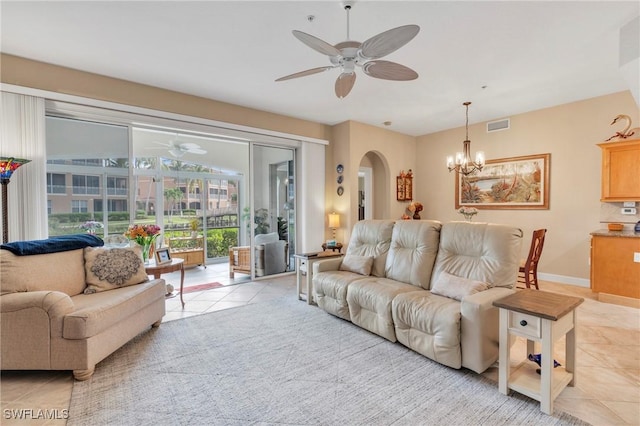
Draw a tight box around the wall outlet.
[622,207,637,215]
[634,252,640,263]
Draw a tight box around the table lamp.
[328,212,340,241]
[1,157,31,244]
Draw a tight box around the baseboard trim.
[538,273,590,288]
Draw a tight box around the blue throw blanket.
[0,234,104,256]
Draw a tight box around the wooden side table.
[493,290,583,415]
[294,252,343,305]
[145,258,185,308]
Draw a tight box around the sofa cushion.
[314,270,369,320]
[385,220,441,289]
[339,255,374,276]
[346,220,395,277]
[431,222,523,289]
[84,246,149,294]
[430,271,489,301]
[392,290,462,369]
[346,277,417,342]
[64,280,165,339]
[0,248,86,296]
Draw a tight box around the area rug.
[181,281,224,294]
[68,297,589,426]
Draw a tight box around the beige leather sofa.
[0,243,166,380]
[314,219,523,373]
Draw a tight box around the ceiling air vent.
[487,118,510,133]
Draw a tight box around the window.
[47,200,52,215]
[71,200,88,213]
[107,176,127,196]
[47,173,66,194]
[72,175,100,195]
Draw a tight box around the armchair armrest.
[1,291,75,369]
[460,287,516,373]
[313,258,343,274]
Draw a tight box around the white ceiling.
[1,1,638,136]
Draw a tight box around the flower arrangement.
[458,206,478,221]
[124,224,161,263]
[407,201,424,219]
[79,221,103,234]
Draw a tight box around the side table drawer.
[509,311,541,339]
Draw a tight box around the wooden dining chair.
[517,229,547,290]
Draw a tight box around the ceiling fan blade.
[335,72,356,99]
[275,66,335,82]
[189,148,207,155]
[292,30,341,57]
[363,60,418,81]
[179,142,201,150]
[360,25,420,59]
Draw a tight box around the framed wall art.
[455,153,550,210]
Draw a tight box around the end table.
[493,290,583,415]
[145,258,185,308]
[294,251,343,305]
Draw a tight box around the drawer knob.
[520,320,528,326]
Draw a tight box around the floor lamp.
[0,157,31,244]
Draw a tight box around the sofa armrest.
[313,257,343,274]
[1,291,75,369]
[459,287,516,373]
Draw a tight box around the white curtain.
[0,91,47,241]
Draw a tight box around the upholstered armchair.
[229,232,288,277]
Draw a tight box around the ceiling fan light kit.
[276,2,420,99]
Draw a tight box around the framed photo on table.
[155,247,172,264]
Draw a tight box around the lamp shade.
[0,157,31,181]
[328,213,340,229]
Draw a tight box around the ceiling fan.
[276,1,420,99]
[148,140,207,158]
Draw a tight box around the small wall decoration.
[336,164,344,196]
[337,186,344,196]
[396,169,413,201]
[455,154,550,210]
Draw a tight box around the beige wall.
[416,91,640,283]
[1,54,331,142]
[327,120,416,244]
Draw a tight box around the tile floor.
[1,265,638,426]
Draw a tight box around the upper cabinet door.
[598,139,640,201]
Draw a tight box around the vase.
[141,240,152,264]
[463,214,474,222]
[413,212,421,220]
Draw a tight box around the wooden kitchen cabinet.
[168,235,205,268]
[597,139,640,201]
[590,232,640,307]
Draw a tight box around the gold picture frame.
[455,153,550,210]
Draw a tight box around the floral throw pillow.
[84,246,149,294]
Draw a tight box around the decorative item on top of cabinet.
[597,139,640,202]
[605,114,640,141]
[397,169,413,201]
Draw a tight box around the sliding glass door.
[251,145,295,277]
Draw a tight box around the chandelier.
[446,102,485,176]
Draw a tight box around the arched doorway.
[358,151,390,220]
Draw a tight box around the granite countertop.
[591,229,640,238]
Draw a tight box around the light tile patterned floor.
[1,266,638,425]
